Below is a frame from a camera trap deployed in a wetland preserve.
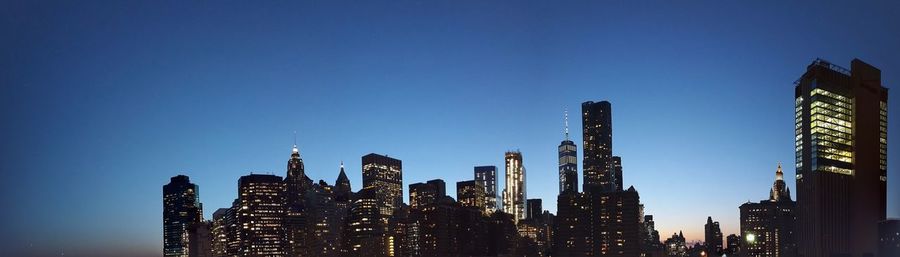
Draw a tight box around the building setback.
[794,59,888,257]
[163,175,203,257]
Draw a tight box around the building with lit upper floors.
[362,153,404,217]
[794,58,888,257]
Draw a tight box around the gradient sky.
[2,1,899,256]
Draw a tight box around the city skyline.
[4,1,900,256]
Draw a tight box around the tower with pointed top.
[559,110,578,193]
[284,143,311,257]
[335,162,352,203]
[740,164,797,257]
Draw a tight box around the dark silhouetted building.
[612,156,623,191]
[409,179,445,210]
[362,153,403,217]
[335,162,352,204]
[164,175,203,257]
[740,164,797,257]
[503,151,526,223]
[878,219,900,257]
[236,174,286,256]
[582,100,614,193]
[527,199,543,221]
[705,216,723,256]
[726,234,741,256]
[475,165,499,214]
[641,215,664,257]
[188,221,213,257]
[794,58,888,257]
[559,110,579,193]
[284,144,312,257]
[457,180,486,212]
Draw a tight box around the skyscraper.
[457,180,486,212]
[474,165,499,213]
[236,174,287,256]
[346,187,386,257]
[794,58,888,257]
[163,175,203,257]
[409,179,446,210]
[334,162,352,204]
[740,164,797,257]
[582,101,614,193]
[705,216,724,256]
[362,153,403,217]
[559,110,579,193]
[503,151,526,223]
[284,144,311,257]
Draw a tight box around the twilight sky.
[2,1,899,256]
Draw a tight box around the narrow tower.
[559,109,578,193]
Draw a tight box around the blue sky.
[2,1,899,255]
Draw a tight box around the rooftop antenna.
[564,108,570,140]
[293,131,297,146]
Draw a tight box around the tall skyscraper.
[475,165,499,213]
[503,151,526,223]
[284,144,311,257]
[236,174,287,256]
[582,101,614,193]
[559,110,579,193]
[457,180,486,212]
[362,153,403,217]
[740,164,797,257]
[705,216,724,256]
[210,208,229,257]
[794,58,888,257]
[163,175,203,257]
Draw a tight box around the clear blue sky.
[2,1,899,256]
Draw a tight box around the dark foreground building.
[164,175,203,257]
[879,220,900,257]
[794,58,888,257]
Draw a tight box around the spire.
[775,162,783,181]
[564,108,570,140]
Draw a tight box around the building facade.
[705,217,723,256]
[475,165,499,213]
[164,175,204,257]
[362,153,404,217]
[582,101,614,193]
[740,164,797,257]
[794,59,888,257]
[236,174,287,256]
[457,180,486,212]
[503,151,526,223]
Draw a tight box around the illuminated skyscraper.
[409,179,446,210]
[457,180,486,212]
[582,101,614,193]
[559,110,578,193]
[236,174,286,256]
[794,58,888,257]
[475,165,499,213]
[362,153,403,217]
[346,187,386,257]
[740,164,797,257]
[164,175,203,257]
[503,151,526,223]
